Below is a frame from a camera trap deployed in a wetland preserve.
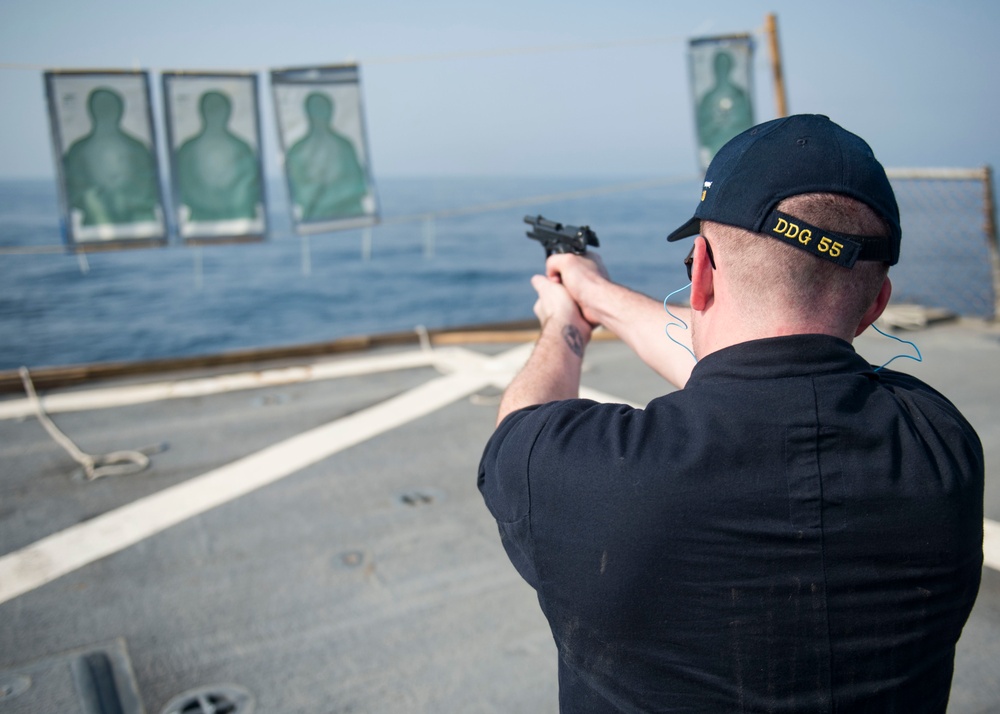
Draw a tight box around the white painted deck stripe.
[2,338,997,608]
[579,386,643,409]
[0,365,496,606]
[0,349,450,420]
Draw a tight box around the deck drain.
[394,488,445,508]
[0,674,31,701]
[159,684,254,714]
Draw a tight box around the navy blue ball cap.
[667,114,901,266]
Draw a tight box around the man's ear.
[689,237,715,311]
[855,275,892,336]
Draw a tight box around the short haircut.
[704,193,891,332]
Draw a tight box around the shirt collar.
[687,334,874,385]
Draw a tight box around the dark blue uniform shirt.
[479,334,983,713]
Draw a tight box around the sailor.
[479,114,984,712]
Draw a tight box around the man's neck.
[695,308,856,361]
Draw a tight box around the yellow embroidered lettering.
[774,217,788,234]
[830,241,843,258]
[785,223,799,239]
[798,229,812,245]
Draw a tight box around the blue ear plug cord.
[662,283,923,372]
[870,322,923,372]
[663,282,697,363]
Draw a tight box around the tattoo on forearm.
[562,324,585,358]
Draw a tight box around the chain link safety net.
[887,168,999,320]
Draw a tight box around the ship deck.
[1,320,998,713]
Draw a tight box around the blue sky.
[1,0,998,178]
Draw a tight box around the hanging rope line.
[361,34,692,65]
[0,30,723,74]
[0,23,772,256]
[382,176,697,223]
[0,18,778,74]
[0,174,699,255]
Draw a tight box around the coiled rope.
[18,366,164,480]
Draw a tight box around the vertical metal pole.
[982,165,1000,320]
[193,245,203,290]
[301,234,312,276]
[423,217,436,259]
[765,13,788,118]
[76,251,90,275]
[361,227,373,262]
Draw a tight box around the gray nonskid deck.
[1,323,998,712]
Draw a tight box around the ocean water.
[0,177,698,369]
[1,175,994,371]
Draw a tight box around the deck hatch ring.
[159,684,254,714]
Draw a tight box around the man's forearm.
[579,279,695,389]
[496,320,590,426]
